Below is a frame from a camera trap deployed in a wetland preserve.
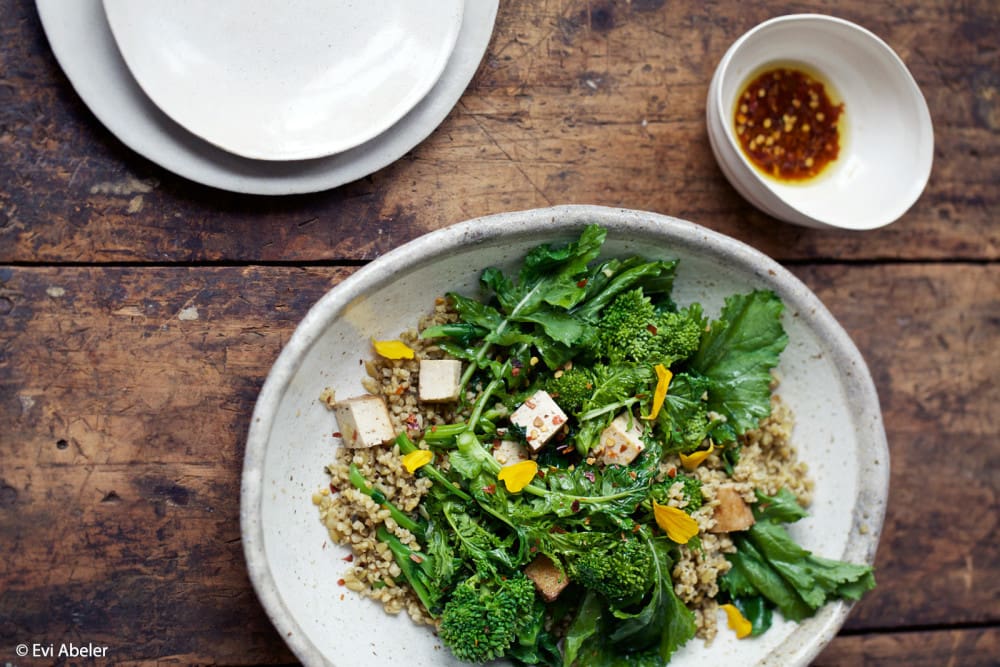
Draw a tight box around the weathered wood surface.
[816,627,999,666]
[1,0,998,264]
[1,264,996,664]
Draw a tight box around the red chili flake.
[667,466,677,479]
[552,415,565,426]
[537,469,547,479]
[343,554,354,562]
[511,367,521,377]
[410,554,424,564]
[647,324,658,335]
[550,525,567,534]
[332,432,342,438]
[628,471,638,480]
[337,578,346,586]
[483,484,496,495]
[329,483,339,494]
[577,279,588,288]
[583,470,596,482]
[571,500,581,513]
[529,545,539,553]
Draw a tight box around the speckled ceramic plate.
[241,205,889,667]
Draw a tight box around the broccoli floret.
[650,473,704,513]
[596,289,704,365]
[653,304,704,362]
[568,534,654,603]
[438,572,537,663]
[544,366,594,413]
[597,288,658,363]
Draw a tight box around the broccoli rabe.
[543,366,594,414]
[375,525,447,616]
[595,288,704,366]
[650,473,704,513]
[438,571,537,663]
[568,534,654,603]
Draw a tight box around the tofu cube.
[594,413,646,466]
[509,390,567,451]
[524,555,569,602]
[709,485,756,533]
[417,359,462,403]
[332,395,396,448]
[491,439,531,467]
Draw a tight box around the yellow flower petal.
[679,442,715,472]
[497,460,538,493]
[642,364,672,420]
[721,603,753,638]
[372,339,415,360]
[401,449,433,473]
[652,501,699,544]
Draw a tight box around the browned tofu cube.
[709,485,756,533]
[524,555,569,602]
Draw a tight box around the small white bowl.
[707,14,934,230]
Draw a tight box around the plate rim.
[241,205,890,667]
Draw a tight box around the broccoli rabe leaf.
[584,363,655,416]
[572,257,679,322]
[721,488,876,622]
[733,595,773,637]
[562,589,603,667]
[483,225,605,316]
[689,290,788,435]
[656,371,712,453]
[754,487,810,523]
[722,537,813,621]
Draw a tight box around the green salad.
[320,225,875,666]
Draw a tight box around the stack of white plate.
[36,0,498,195]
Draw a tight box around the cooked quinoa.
[314,299,815,642]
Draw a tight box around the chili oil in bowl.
[707,14,933,230]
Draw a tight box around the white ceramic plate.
[101,0,464,161]
[36,0,497,194]
[242,206,889,667]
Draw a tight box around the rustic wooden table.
[1,0,997,665]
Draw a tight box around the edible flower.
[401,449,433,473]
[652,501,699,544]
[372,339,415,360]
[721,603,752,638]
[679,442,715,472]
[497,460,538,493]
[642,364,672,420]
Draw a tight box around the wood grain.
[816,627,999,666]
[1,0,998,264]
[1,263,996,662]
